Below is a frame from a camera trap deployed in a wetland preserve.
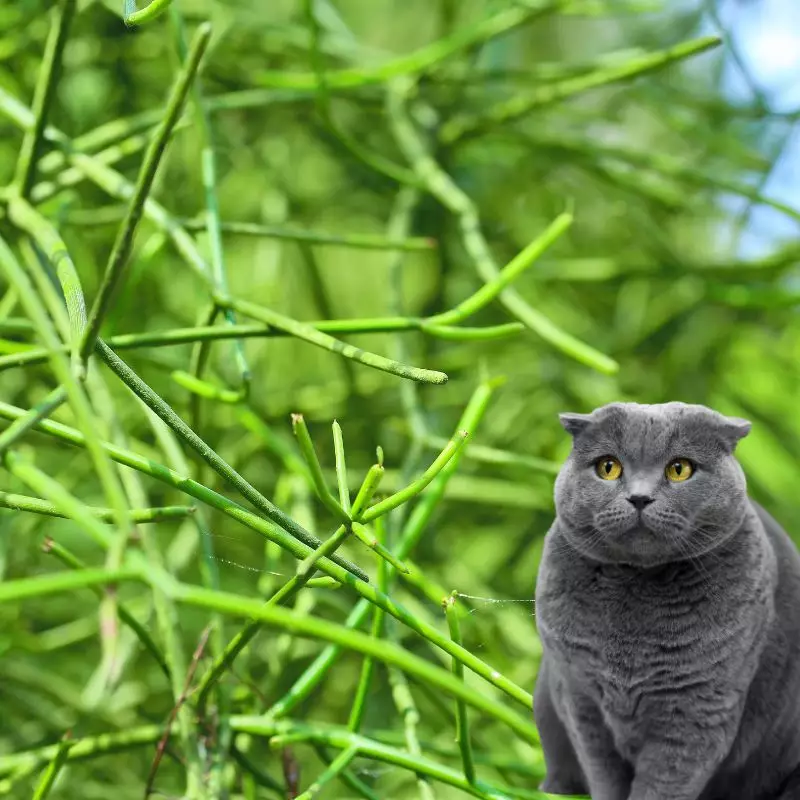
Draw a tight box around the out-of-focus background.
[0,0,799,798]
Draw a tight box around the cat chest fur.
[536,535,775,757]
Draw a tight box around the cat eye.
[665,458,694,482]
[595,456,623,480]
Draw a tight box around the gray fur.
[534,402,800,800]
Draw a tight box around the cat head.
[554,402,751,567]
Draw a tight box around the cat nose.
[626,494,654,510]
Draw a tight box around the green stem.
[440,35,723,142]
[13,0,76,197]
[0,393,531,708]
[292,414,348,523]
[444,592,475,785]
[7,196,88,377]
[194,522,354,712]
[265,381,500,719]
[359,432,467,523]
[347,518,388,734]
[123,0,173,27]
[0,725,162,780]
[0,491,192,523]
[30,733,74,800]
[220,295,448,385]
[256,1,559,90]
[332,420,351,514]
[387,78,618,375]
[233,718,510,800]
[350,463,385,520]
[295,745,359,800]
[80,23,210,363]
[94,339,367,581]
[426,212,573,325]
[172,7,250,395]
[43,538,171,680]
[0,385,66,455]
[174,583,539,744]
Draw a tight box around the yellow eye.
[596,457,623,480]
[665,458,693,482]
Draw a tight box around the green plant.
[0,1,796,798]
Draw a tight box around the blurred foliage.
[0,0,799,798]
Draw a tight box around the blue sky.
[711,0,800,257]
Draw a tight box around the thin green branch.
[43,538,171,680]
[179,218,437,250]
[387,78,618,374]
[425,212,573,326]
[0,391,532,708]
[234,718,510,800]
[171,8,250,398]
[0,317,519,374]
[123,0,173,27]
[387,638,436,800]
[0,725,162,781]
[220,295,448,384]
[94,340,367,581]
[265,380,498,720]
[193,522,354,713]
[30,733,74,800]
[350,463,385,520]
[440,35,723,142]
[173,583,539,744]
[7,196,87,376]
[80,23,211,363]
[0,233,132,682]
[292,414,348,523]
[256,1,559,90]
[359,432,467,523]
[0,491,193,523]
[348,517,388,734]
[295,745,358,800]
[13,0,76,197]
[0,386,66,456]
[443,592,475,785]
[332,420,351,514]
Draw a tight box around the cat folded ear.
[715,414,751,450]
[559,412,593,437]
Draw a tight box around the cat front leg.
[562,692,632,800]
[628,741,727,800]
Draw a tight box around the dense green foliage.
[0,1,798,798]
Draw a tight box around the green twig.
[220,295,448,384]
[440,35,723,142]
[295,745,359,800]
[80,23,211,363]
[30,732,74,800]
[43,538,171,681]
[7,197,87,377]
[387,78,619,374]
[13,0,76,197]
[0,386,66,456]
[425,212,573,326]
[0,491,192,523]
[332,420,351,514]
[359,431,468,523]
[123,0,173,27]
[265,380,498,719]
[95,340,367,581]
[292,414,348,523]
[443,592,475,785]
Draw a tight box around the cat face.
[554,402,751,567]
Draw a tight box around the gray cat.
[534,402,800,800]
